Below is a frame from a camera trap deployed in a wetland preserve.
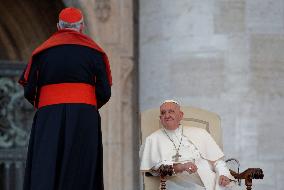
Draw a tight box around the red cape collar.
[19,29,112,86]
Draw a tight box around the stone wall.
[139,0,284,189]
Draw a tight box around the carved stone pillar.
[76,1,139,190]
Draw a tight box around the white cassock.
[140,126,236,190]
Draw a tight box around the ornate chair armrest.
[157,164,174,177]
[230,168,264,180]
[226,158,264,189]
[230,168,264,190]
[145,165,174,177]
[144,165,174,190]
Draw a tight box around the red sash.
[38,83,97,108]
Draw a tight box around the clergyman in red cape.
[19,7,111,190]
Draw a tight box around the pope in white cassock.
[140,100,237,190]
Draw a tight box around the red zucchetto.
[59,7,83,23]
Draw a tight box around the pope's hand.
[183,162,198,174]
[219,175,230,186]
[173,162,197,174]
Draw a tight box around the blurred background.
[0,0,283,189]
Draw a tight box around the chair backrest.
[140,106,223,190]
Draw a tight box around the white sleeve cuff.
[214,159,231,177]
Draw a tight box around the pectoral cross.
[172,152,181,162]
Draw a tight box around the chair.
[140,106,264,190]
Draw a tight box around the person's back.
[25,44,111,106]
[38,45,101,85]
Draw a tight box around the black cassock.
[22,44,111,190]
